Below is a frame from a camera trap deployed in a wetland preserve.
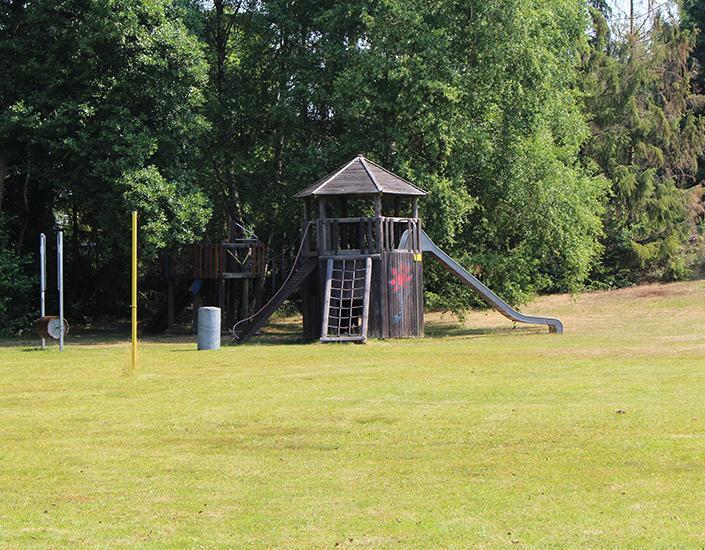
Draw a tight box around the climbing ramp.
[321,257,372,343]
[232,257,317,344]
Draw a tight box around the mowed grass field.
[1,281,705,547]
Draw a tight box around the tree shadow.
[424,322,544,339]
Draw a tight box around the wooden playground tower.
[234,154,426,343]
[233,154,563,343]
[299,155,426,341]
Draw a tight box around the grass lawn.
[1,281,705,547]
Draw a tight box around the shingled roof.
[295,155,427,198]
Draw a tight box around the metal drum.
[197,307,221,350]
[35,316,68,340]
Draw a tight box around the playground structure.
[145,234,266,334]
[232,155,562,344]
[35,231,67,350]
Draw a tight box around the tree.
[189,0,607,307]
[329,0,606,305]
[681,1,705,93]
[581,7,705,284]
[0,0,210,319]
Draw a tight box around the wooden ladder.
[321,257,372,343]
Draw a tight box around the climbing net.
[324,258,370,340]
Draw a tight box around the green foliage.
[187,0,607,313]
[581,9,705,285]
[1,0,703,327]
[0,215,33,336]
[0,0,211,316]
[682,0,705,94]
[398,0,608,308]
[120,166,210,257]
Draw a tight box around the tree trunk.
[17,148,30,251]
[227,184,245,236]
[213,0,246,239]
[215,0,227,97]
[274,127,284,187]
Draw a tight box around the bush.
[0,215,33,336]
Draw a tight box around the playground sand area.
[1,280,704,546]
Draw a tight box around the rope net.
[324,258,369,339]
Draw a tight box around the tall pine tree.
[581,7,705,284]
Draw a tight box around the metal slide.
[401,230,563,333]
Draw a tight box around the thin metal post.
[131,211,138,370]
[57,231,64,351]
[39,233,46,349]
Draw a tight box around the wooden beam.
[375,194,383,253]
[319,197,328,255]
[338,198,348,249]
[380,256,389,338]
[320,259,334,339]
[218,278,226,325]
[240,278,250,320]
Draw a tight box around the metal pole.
[57,231,64,351]
[39,233,46,349]
[131,211,138,370]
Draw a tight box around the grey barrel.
[197,307,221,350]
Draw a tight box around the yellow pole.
[131,211,138,370]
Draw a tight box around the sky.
[608,0,679,34]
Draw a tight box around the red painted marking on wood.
[390,265,412,289]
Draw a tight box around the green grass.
[2,281,705,547]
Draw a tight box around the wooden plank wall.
[193,244,223,279]
[386,251,423,338]
[301,262,323,341]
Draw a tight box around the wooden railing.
[222,242,267,278]
[193,241,267,279]
[193,244,223,278]
[310,217,421,256]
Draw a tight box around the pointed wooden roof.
[295,155,427,198]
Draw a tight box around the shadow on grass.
[2,329,130,349]
[158,319,306,349]
[226,319,315,347]
[424,322,544,339]
[237,319,545,345]
[1,317,547,349]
